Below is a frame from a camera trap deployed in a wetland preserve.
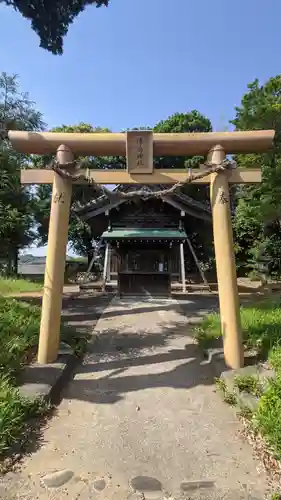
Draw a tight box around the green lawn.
[0,296,44,454]
[0,291,84,456]
[195,298,281,463]
[196,299,281,360]
[0,277,42,295]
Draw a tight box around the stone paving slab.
[0,295,270,499]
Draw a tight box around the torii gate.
[8,128,275,370]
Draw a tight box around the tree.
[0,72,43,131]
[0,72,44,274]
[0,148,35,274]
[154,110,212,167]
[33,122,116,264]
[154,111,212,201]
[1,0,109,55]
[153,111,214,266]
[231,76,281,277]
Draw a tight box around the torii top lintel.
[8,129,275,156]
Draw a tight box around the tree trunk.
[13,246,18,276]
[87,251,92,267]
[6,246,19,276]
[7,254,12,276]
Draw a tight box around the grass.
[195,298,281,358]
[196,297,281,461]
[0,296,43,454]
[0,376,49,454]
[0,297,41,376]
[0,277,42,295]
[0,294,85,456]
[215,378,237,406]
[254,375,281,459]
[233,374,263,398]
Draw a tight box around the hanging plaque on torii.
[126,130,154,174]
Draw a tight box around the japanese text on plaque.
[136,136,144,167]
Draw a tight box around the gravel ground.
[0,294,271,500]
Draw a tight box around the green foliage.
[68,216,93,259]
[254,376,281,460]
[0,73,44,274]
[232,76,281,276]
[153,111,213,265]
[262,348,281,461]
[0,72,43,131]
[223,392,237,406]
[233,374,263,397]
[215,377,226,392]
[215,378,237,406]
[33,122,114,259]
[269,346,281,373]
[0,147,33,263]
[0,277,42,295]
[0,375,48,454]
[0,294,85,454]
[0,296,42,453]
[153,109,212,172]
[195,299,281,358]
[197,298,281,460]
[154,110,212,134]
[237,405,253,420]
[194,313,221,349]
[0,297,40,376]
[1,0,109,55]
[233,197,263,273]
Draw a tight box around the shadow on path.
[62,295,226,405]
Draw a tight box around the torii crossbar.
[11,128,275,370]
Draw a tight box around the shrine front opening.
[102,228,188,297]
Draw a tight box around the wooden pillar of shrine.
[209,145,244,369]
[103,243,109,283]
[37,145,73,364]
[180,243,186,293]
[107,244,111,282]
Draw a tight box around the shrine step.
[119,293,171,298]
[79,281,103,291]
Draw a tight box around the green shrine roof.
[101,228,187,241]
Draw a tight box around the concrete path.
[2,296,269,499]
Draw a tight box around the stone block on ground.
[18,344,77,402]
[221,365,275,389]
[257,365,276,390]
[236,391,259,412]
[42,469,74,488]
[220,364,276,411]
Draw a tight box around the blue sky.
[1,0,281,256]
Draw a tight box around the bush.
[254,376,281,460]
[0,297,40,377]
[196,298,281,461]
[0,376,46,454]
[0,294,86,455]
[0,297,43,454]
[195,299,281,358]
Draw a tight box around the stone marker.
[42,469,74,488]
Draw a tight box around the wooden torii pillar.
[8,128,274,369]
